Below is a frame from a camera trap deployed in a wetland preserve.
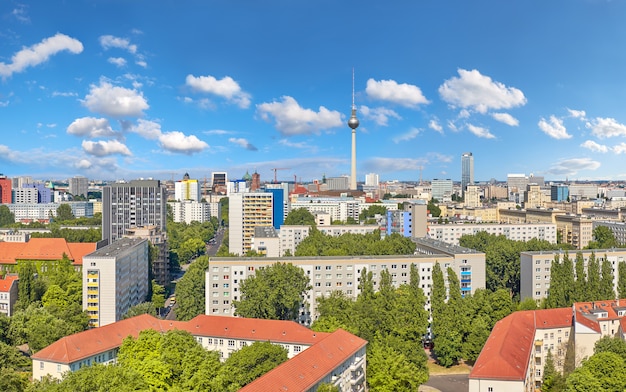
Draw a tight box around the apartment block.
[171,200,211,224]
[278,225,380,257]
[174,174,201,201]
[0,175,12,204]
[207,245,485,324]
[290,197,362,223]
[229,192,274,256]
[102,180,167,243]
[68,176,89,198]
[83,237,150,327]
[427,223,557,246]
[520,248,626,302]
[32,314,367,392]
[124,226,170,286]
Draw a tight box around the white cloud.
[52,91,78,97]
[76,159,92,169]
[128,119,162,140]
[429,119,443,133]
[228,137,258,151]
[0,33,83,78]
[82,140,132,157]
[365,79,430,107]
[438,69,526,114]
[67,117,120,139]
[257,96,343,136]
[108,57,127,67]
[159,131,208,154]
[538,116,571,139]
[548,158,600,176]
[580,140,608,153]
[204,129,234,135]
[491,112,519,126]
[427,152,454,163]
[278,139,309,149]
[12,5,30,23]
[568,108,586,119]
[185,74,251,108]
[392,128,420,144]
[359,105,401,126]
[467,124,495,139]
[82,81,149,118]
[363,157,428,173]
[613,143,626,155]
[99,35,137,54]
[587,117,626,139]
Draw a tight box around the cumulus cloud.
[613,143,626,155]
[363,157,428,173]
[587,117,626,139]
[538,116,571,139]
[548,158,600,176]
[0,33,83,78]
[99,35,137,54]
[108,57,127,67]
[467,124,495,139]
[359,105,401,126]
[82,81,149,118]
[229,137,258,151]
[76,159,92,169]
[438,69,526,114]
[186,74,251,108]
[491,112,519,126]
[365,79,429,107]
[568,108,586,119]
[67,117,120,139]
[392,128,420,143]
[159,131,208,154]
[82,140,132,157]
[257,96,343,136]
[429,119,443,133]
[580,140,608,153]
[128,119,162,140]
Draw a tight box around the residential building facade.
[229,192,274,256]
[427,223,557,246]
[0,274,19,316]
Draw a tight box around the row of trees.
[167,218,219,267]
[295,230,415,257]
[33,329,288,392]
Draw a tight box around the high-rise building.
[228,192,273,256]
[461,152,474,196]
[102,180,167,243]
[365,173,379,187]
[0,175,12,204]
[431,179,453,201]
[83,237,149,327]
[174,173,201,201]
[68,176,89,198]
[211,172,228,194]
[348,71,359,191]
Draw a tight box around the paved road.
[422,374,469,392]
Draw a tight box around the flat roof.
[85,237,146,258]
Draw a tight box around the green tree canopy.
[359,204,387,223]
[55,204,75,221]
[234,262,311,321]
[175,255,209,321]
[586,225,619,249]
[0,205,15,227]
[284,208,316,226]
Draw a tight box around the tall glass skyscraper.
[461,152,474,196]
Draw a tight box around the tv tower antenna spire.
[348,68,359,191]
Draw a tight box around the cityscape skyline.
[2,1,626,183]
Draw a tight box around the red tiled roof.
[470,308,572,381]
[180,315,327,345]
[0,238,97,266]
[574,300,621,320]
[31,314,175,363]
[0,275,18,292]
[240,329,367,392]
[574,310,601,333]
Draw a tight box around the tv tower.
[348,69,359,191]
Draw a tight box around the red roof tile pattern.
[470,308,572,381]
[574,310,601,333]
[179,315,328,345]
[0,275,18,292]
[240,329,367,392]
[574,299,623,320]
[0,238,96,266]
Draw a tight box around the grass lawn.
[427,361,471,375]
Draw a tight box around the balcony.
[350,371,365,385]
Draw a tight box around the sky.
[2,0,626,184]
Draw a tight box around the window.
[40,361,44,370]
[325,265,332,270]
[228,340,235,347]
[294,345,301,353]
[208,338,213,344]
[219,339,224,346]
[315,266,321,270]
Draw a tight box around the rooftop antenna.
[348,68,359,191]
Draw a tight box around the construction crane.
[271,168,290,183]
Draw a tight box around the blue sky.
[2,0,626,183]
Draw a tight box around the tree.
[0,205,15,227]
[586,252,601,300]
[573,252,588,302]
[234,262,311,321]
[55,203,75,221]
[517,297,538,310]
[175,256,209,321]
[594,335,626,359]
[16,261,46,308]
[123,302,157,318]
[212,341,288,391]
[566,352,626,392]
[586,226,618,249]
[599,257,616,300]
[33,363,147,392]
[618,261,626,299]
[542,349,565,392]
[367,338,427,391]
[284,208,316,226]
[359,204,387,224]
[427,199,441,217]
[316,384,340,392]
[151,280,166,309]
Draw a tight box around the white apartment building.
[229,192,273,256]
[174,176,201,201]
[520,248,626,303]
[290,197,362,223]
[82,237,150,328]
[171,200,211,224]
[12,187,39,204]
[278,224,380,256]
[207,245,486,325]
[0,274,19,316]
[6,201,94,222]
[428,223,557,246]
[365,173,379,187]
